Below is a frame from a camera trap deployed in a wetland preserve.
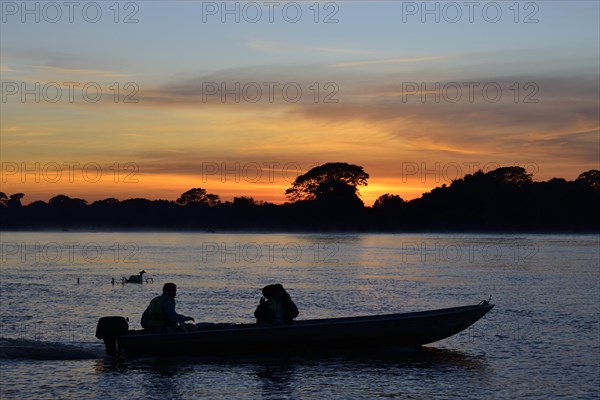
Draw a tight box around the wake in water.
[0,338,104,360]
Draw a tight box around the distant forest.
[1,164,598,232]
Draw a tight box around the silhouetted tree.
[285,162,369,202]
[176,188,221,206]
[373,194,405,209]
[371,193,406,230]
[486,166,533,185]
[1,165,597,232]
[49,194,88,207]
[7,193,25,207]
[576,169,600,189]
[233,196,257,207]
[315,180,365,209]
[91,197,120,206]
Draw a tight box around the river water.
[0,232,598,399]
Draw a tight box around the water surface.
[1,232,598,399]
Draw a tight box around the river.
[0,232,598,399]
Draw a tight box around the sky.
[1,0,599,205]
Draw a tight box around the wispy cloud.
[34,65,133,78]
[247,38,373,55]
[0,63,17,73]
[1,48,138,80]
[332,55,449,68]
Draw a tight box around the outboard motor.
[96,316,129,356]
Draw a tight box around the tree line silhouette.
[1,164,598,232]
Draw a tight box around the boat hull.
[116,303,493,357]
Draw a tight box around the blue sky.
[4,1,598,77]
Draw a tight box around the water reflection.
[93,346,485,374]
[253,361,296,399]
[140,360,186,400]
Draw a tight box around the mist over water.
[1,232,598,399]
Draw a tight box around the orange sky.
[1,2,598,206]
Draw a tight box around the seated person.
[254,284,299,324]
[141,282,195,332]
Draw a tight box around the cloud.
[6,48,596,193]
[33,65,133,79]
[331,55,449,68]
[129,59,598,170]
[247,39,373,55]
[0,63,17,73]
[1,47,138,82]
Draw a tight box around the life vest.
[144,295,167,329]
[270,300,284,323]
[255,297,298,324]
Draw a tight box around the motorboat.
[96,301,494,357]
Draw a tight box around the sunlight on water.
[1,232,599,399]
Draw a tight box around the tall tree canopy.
[373,194,405,209]
[176,188,221,206]
[485,166,533,185]
[49,194,88,207]
[576,169,599,189]
[7,193,25,207]
[285,162,369,202]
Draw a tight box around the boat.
[96,301,494,357]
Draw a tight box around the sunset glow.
[1,1,598,205]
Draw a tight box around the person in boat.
[141,282,195,332]
[254,284,299,324]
